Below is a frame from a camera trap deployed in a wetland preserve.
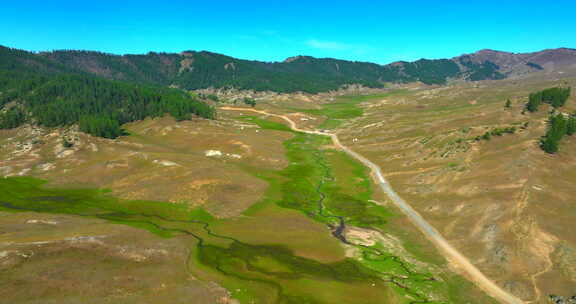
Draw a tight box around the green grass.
[323,150,394,228]
[238,115,295,133]
[0,176,214,237]
[290,91,407,129]
[0,173,488,303]
[288,96,364,129]
[0,176,392,303]
[233,116,464,303]
[0,92,495,303]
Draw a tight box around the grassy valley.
[1,41,576,304]
[0,91,503,303]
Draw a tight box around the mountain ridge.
[2,45,575,93]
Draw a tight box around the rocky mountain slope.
[455,48,576,77]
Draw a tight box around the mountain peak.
[475,49,510,55]
[283,55,315,63]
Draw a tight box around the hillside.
[0,47,215,138]
[332,78,576,302]
[3,45,576,93]
[455,48,576,76]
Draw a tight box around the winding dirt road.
[221,106,524,304]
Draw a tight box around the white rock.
[89,143,98,152]
[18,168,31,176]
[153,160,180,167]
[26,219,59,225]
[56,149,75,158]
[205,150,223,157]
[37,163,55,171]
[0,166,12,175]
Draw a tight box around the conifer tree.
[0,107,26,129]
[526,87,571,112]
[0,72,215,138]
[566,114,576,136]
[526,92,542,112]
[541,113,568,153]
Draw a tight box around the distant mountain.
[454,48,576,77]
[0,46,215,138]
[1,45,575,93]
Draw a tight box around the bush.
[243,97,256,107]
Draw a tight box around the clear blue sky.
[2,1,575,64]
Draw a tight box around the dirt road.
[221,106,524,304]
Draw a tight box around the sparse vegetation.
[243,97,256,107]
[62,137,74,148]
[473,126,516,141]
[332,83,576,300]
[292,92,401,129]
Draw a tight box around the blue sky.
[2,1,575,64]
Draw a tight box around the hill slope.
[455,48,576,77]
[3,45,575,93]
[0,47,215,138]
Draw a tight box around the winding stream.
[0,105,523,303]
[221,106,525,304]
[0,128,439,303]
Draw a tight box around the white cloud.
[306,39,349,50]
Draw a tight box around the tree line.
[525,87,571,112]
[2,45,514,94]
[0,70,215,138]
[518,86,574,154]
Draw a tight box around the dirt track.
[221,106,524,304]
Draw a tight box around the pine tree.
[526,87,572,111]
[541,114,568,154]
[566,114,576,136]
[243,97,256,107]
[0,107,26,129]
[0,72,215,138]
[526,92,542,112]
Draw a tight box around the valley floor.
[2,74,576,303]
